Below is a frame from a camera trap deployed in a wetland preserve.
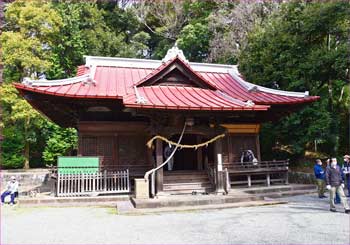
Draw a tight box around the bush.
[1,154,25,169]
[42,125,77,165]
[0,126,25,169]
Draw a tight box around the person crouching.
[325,158,350,213]
[314,159,326,198]
[1,176,19,206]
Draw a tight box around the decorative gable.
[136,56,217,90]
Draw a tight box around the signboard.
[57,156,99,174]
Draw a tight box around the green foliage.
[48,2,124,78]
[1,0,349,169]
[0,84,45,168]
[240,1,350,158]
[1,126,25,169]
[1,0,62,78]
[177,23,210,62]
[42,124,77,165]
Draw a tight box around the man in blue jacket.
[342,155,350,197]
[314,159,326,198]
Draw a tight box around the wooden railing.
[228,160,289,170]
[56,169,130,197]
[226,160,289,187]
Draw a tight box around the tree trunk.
[23,118,30,169]
[24,141,30,169]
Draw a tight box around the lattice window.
[97,136,114,167]
[118,135,147,166]
[81,136,97,156]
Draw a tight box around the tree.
[177,22,210,62]
[0,0,14,168]
[239,1,350,159]
[0,84,45,169]
[133,0,218,60]
[1,0,63,169]
[1,0,63,79]
[207,0,280,64]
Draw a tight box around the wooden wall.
[78,121,153,177]
[208,124,261,169]
[77,122,261,175]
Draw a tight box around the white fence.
[56,169,130,197]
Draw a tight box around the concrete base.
[15,195,130,206]
[120,200,287,215]
[131,184,316,209]
[134,178,149,199]
[131,193,260,209]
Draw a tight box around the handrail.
[144,123,187,180]
[227,160,289,170]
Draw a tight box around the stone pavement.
[1,194,349,244]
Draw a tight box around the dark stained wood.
[227,160,289,187]
[226,133,258,163]
[197,135,203,170]
[256,134,261,161]
[79,121,149,133]
[156,138,163,192]
[97,136,114,167]
[78,122,152,178]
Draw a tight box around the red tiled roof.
[201,73,318,105]
[14,57,319,111]
[123,86,269,111]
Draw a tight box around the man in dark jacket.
[342,155,350,197]
[325,158,350,213]
[314,159,326,198]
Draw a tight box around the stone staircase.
[163,170,213,195]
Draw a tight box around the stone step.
[257,189,317,199]
[244,184,316,194]
[164,170,207,176]
[124,200,288,214]
[163,176,209,182]
[164,182,212,190]
[131,194,264,209]
[161,188,215,195]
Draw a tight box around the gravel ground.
[1,194,349,245]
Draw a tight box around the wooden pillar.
[214,139,223,169]
[228,134,234,164]
[156,138,163,193]
[285,172,289,185]
[256,134,261,161]
[214,139,225,194]
[77,133,82,155]
[197,135,203,170]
